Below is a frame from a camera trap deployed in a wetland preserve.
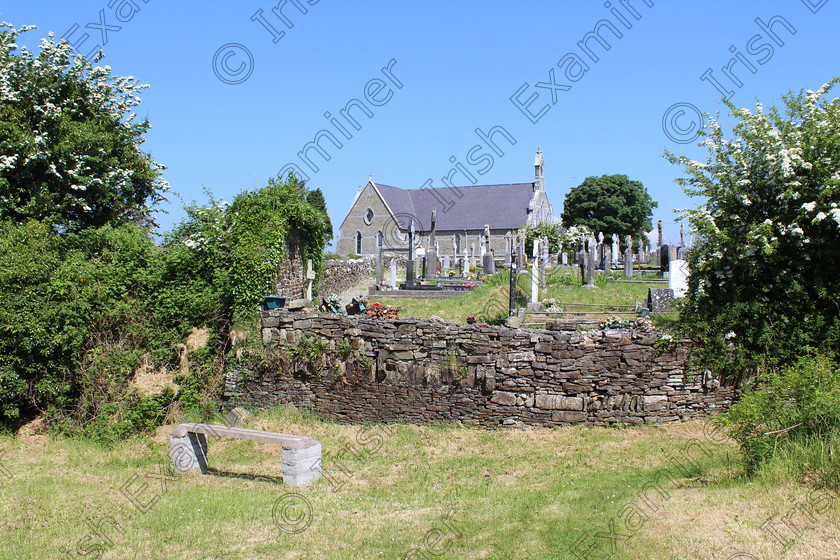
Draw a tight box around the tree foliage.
[0,24,167,231]
[560,174,656,250]
[163,174,330,322]
[667,79,840,379]
[306,187,333,241]
[0,172,330,431]
[0,220,171,426]
[522,222,590,257]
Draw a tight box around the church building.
[336,149,553,257]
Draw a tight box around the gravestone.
[624,235,633,279]
[648,288,675,312]
[504,231,512,267]
[561,252,568,266]
[660,244,671,273]
[305,259,315,300]
[390,258,397,289]
[461,257,468,276]
[612,234,619,264]
[531,238,540,303]
[668,259,689,297]
[482,224,495,275]
[405,219,416,288]
[375,244,383,285]
[583,237,598,289]
[442,254,450,270]
[425,208,438,278]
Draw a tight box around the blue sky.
[4,0,839,246]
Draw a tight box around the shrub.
[717,354,840,488]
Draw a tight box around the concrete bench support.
[169,423,322,487]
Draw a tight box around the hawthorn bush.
[669,79,840,482]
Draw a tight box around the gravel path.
[331,273,376,306]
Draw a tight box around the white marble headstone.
[669,259,689,297]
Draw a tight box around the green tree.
[306,187,333,241]
[0,24,167,231]
[667,79,840,379]
[560,174,656,250]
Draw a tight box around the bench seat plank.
[169,422,322,487]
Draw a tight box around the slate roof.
[374,182,535,231]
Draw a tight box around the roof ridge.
[375,182,533,191]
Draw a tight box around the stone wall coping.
[171,423,319,449]
[260,308,661,342]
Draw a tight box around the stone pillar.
[390,258,397,289]
[375,245,383,285]
[504,231,512,267]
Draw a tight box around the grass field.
[1,407,837,559]
[373,268,667,324]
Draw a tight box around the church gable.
[336,181,396,256]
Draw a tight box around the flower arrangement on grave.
[542,298,563,312]
[365,302,400,319]
[633,315,654,332]
[598,315,655,331]
[319,294,343,313]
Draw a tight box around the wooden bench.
[169,423,322,487]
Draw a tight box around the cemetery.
[1,17,837,560]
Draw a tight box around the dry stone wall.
[319,257,375,296]
[224,310,735,427]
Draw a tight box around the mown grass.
[373,268,664,324]
[1,408,836,559]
